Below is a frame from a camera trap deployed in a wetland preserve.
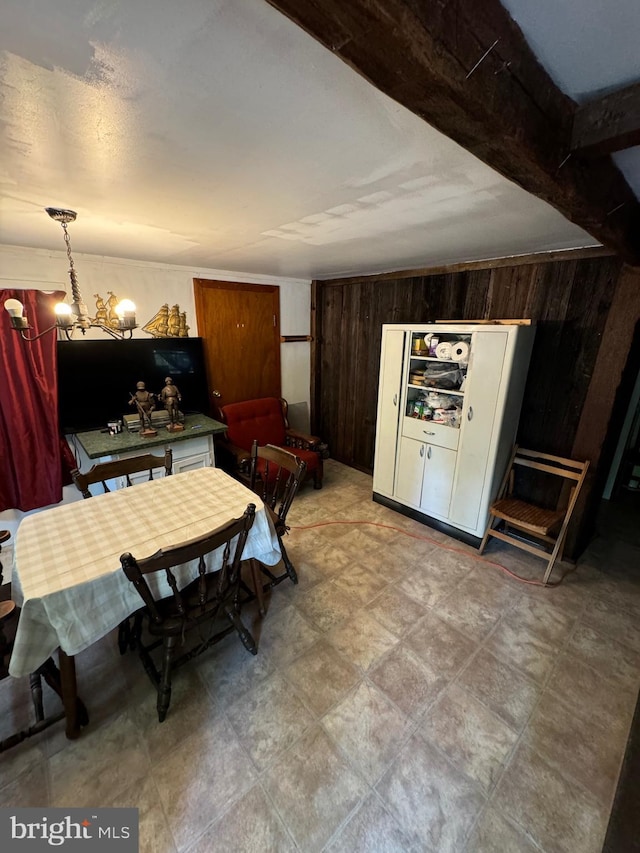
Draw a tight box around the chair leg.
[29,672,45,722]
[157,635,177,723]
[117,618,131,655]
[258,538,298,590]
[542,535,566,585]
[129,612,143,650]
[1,662,67,753]
[0,600,16,679]
[478,514,498,555]
[224,605,257,655]
[313,470,322,490]
[279,540,298,584]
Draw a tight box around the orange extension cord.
[289,519,576,587]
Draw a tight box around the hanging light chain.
[61,220,82,304]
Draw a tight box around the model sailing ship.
[142,303,190,337]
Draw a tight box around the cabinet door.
[172,452,212,474]
[373,329,406,496]
[449,331,507,533]
[421,444,456,519]
[395,437,426,507]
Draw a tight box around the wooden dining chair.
[0,529,87,752]
[71,449,173,653]
[247,442,307,615]
[217,397,325,489]
[120,503,257,722]
[479,445,590,584]
[71,448,173,498]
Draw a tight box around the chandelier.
[4,207,137,341]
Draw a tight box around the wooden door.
[193,279,281,411]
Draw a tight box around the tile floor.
[1,460,639,852]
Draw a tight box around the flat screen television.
[57,337,211,433]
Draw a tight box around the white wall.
[0,244,312,422]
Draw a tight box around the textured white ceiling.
[0,0,598,279]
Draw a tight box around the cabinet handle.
[427,446,432,459]
[468,406,474,421]
[423,430,435,435]
[419,446,424,458]
[393,393,397,406]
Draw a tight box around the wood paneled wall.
[312,253,640,555]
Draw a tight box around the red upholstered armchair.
[217,398,324,489]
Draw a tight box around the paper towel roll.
[435,341,452,360]
[451,341,469,363]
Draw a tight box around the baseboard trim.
[372,492,481,548]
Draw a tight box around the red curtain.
[0,289,66,512]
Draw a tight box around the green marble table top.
[73,413,226,459]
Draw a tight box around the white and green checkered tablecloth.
[10,467,280,677]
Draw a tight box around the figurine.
[129,381,157,436]
[159,376,183,431]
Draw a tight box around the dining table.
[10,466,281,738]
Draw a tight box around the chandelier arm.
[13,321,134,341]
[17,324,60,342]
[91,322,135,340]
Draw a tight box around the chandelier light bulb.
[115,298,136,330]
[115,299,136,318]
[4,298,24,318]
[4,297,30,330]
[54,301,74,328]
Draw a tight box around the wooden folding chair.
[479,445,590,584]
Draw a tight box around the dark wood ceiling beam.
[572,80,640,157]
[265,0,640,264]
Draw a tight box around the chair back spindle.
[249,441,306,531]
[246,442,306,608]
[71,449,173,499]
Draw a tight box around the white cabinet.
[64,432,216,499]
[373,323,535,543]
[171,447,214,475]
[115,435,214,486]
[395,438,456,519]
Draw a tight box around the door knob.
[211,390,221,398]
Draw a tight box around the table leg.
[58,649,84,739]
